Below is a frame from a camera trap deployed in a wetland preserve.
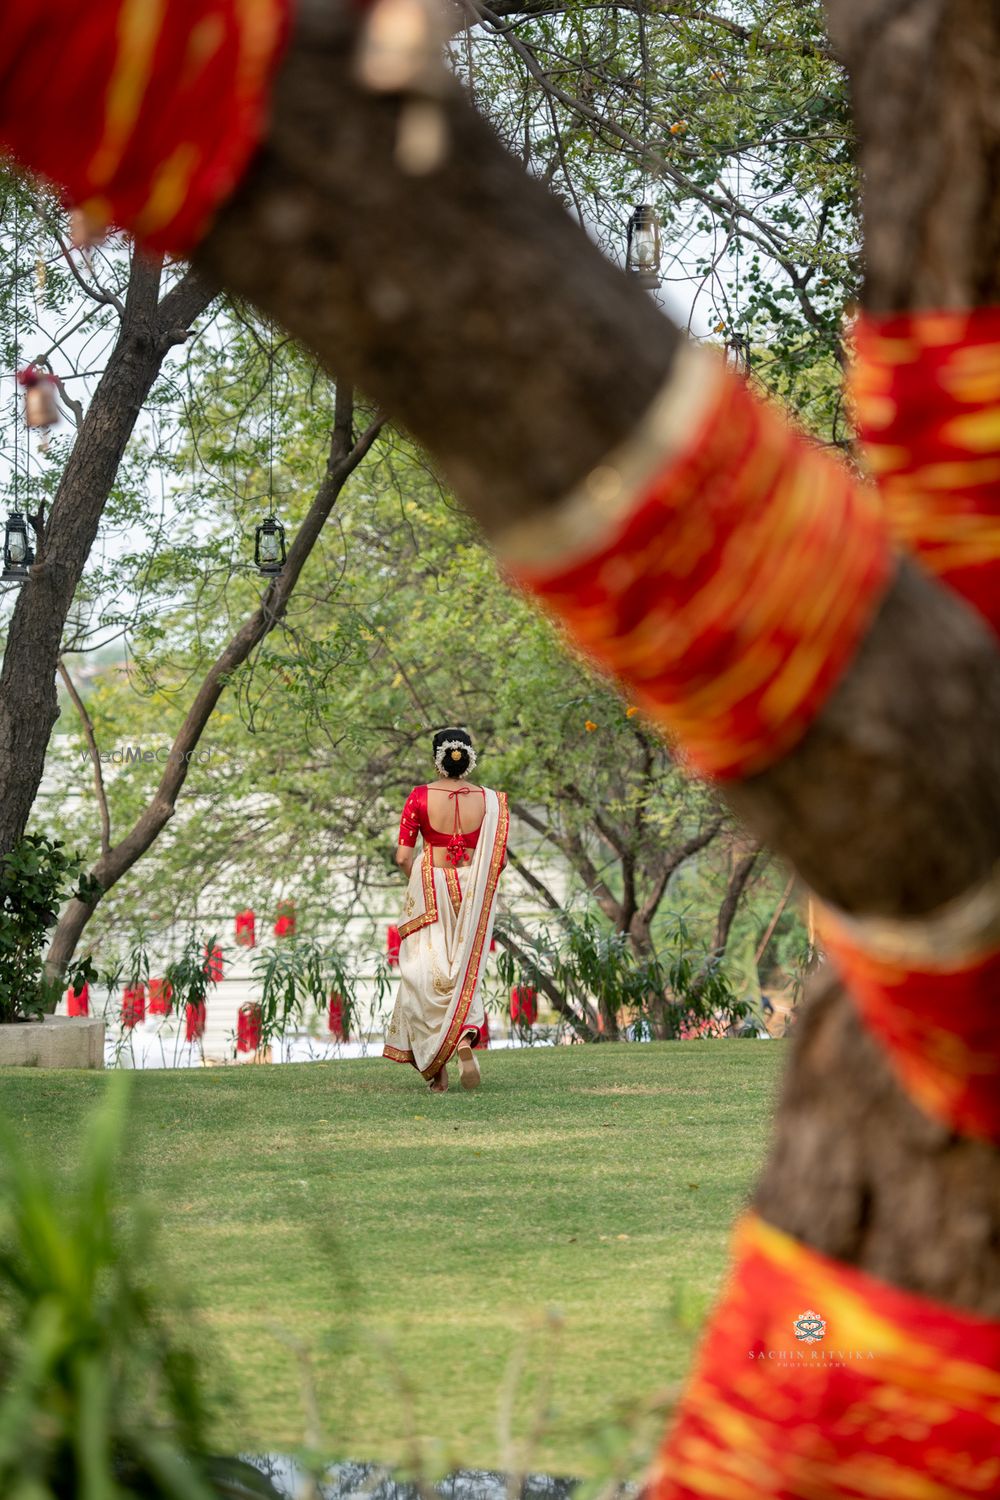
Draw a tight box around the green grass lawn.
[1,1041,786,1481]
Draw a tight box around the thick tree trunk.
[0,256,214,857]
[45,390,381,975]
[191,0,1000,1310]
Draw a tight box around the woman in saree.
[383,727,508,1092]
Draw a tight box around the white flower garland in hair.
[434,739,477,777]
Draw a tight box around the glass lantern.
[254,516,287,577]
[626,204,662,290]
[2,511,34,582]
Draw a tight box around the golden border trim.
[445,867,463,917]
[398,849,439,941]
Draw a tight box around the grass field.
[1,1041,786,1482]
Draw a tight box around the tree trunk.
[0,256,214,858]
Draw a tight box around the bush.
[0,833,100,1025]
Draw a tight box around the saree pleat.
[383,789,508,1078]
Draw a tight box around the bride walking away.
[383,728,508,1093]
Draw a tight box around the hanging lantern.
[66,982,89,1017]
[2,511,34,582]
[121,983,146,1029]
[725,332,752,378]
[185,1000,207,1043]
[387,925,401,966]
[328,991,348,1041]
[235,909,256,947]
[236,1001,263,1054]
[474,1015,490,1050]
[254,516,287,576]
[273,898,296,938]
[510,985,538,1027]
[625,204,662,290]
[204,944,224,982]
[17,365,60,429]
[147,977,173,1016]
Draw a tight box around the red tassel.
[121,983,146,1028]
[237,1001,262,1053]
[147,977,173,1015]
[328,992,347,1041]
[66,982,89,1017]
[510,985,538,1026]
[387,925,401,966]
[235,909,256,946]
[185,1000,207,1042]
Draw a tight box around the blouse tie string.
[446,787,474,867]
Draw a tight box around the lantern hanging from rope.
[235,908,256,946]
[66,982,89,1017]
[328,991,347,1041]
[725,332,752,379]
[625,204,661,290]
[510,985,538,1027]
[185,1000,207,1043]
[236,1001,263,1054]
[254,515,286,576]
[204,944,224,982]
[147,977,173,1015]
[2,511,34,582]
[121,983,146,1029]
[387,925,401,966]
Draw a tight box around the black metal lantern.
[626,204,662,289]
[254,516,287,577]
[725,332,752,378]
[2,511,34,583]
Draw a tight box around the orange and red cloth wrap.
[649,1213,1000,1500]
[502,356,892,781]
[0,0,291,254]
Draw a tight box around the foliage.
[497,909,750,1041]
[250,935,393,1049]
[0,1076,283,1498]
[0,834,99,1023]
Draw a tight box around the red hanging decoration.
[236,1001,263,1054]
[17,365,59,427]
[121,983,145,1029]
[387,925,402,966]
[185,1000,207,1043]
[327,992,348,1041]
[0,0,291,257]
[235,908,256,947]
[273,899,296,938]
[510,985,538,1026]
[66,982,89,1017]
[489,936,497,953]
[147,977,173,1015]
[204,944,224,982]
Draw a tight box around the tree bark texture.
[0,257,214,858]
[193,0,1000,1315]
[44,389,381,975]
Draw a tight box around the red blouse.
[397,784,483,850]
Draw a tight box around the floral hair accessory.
[434,738,477,776]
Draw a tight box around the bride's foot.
[456,1043,481,1091]
[429,1065,449,1093]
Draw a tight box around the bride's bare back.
[425,779,485,866]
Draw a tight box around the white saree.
[383,788,509,1079]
